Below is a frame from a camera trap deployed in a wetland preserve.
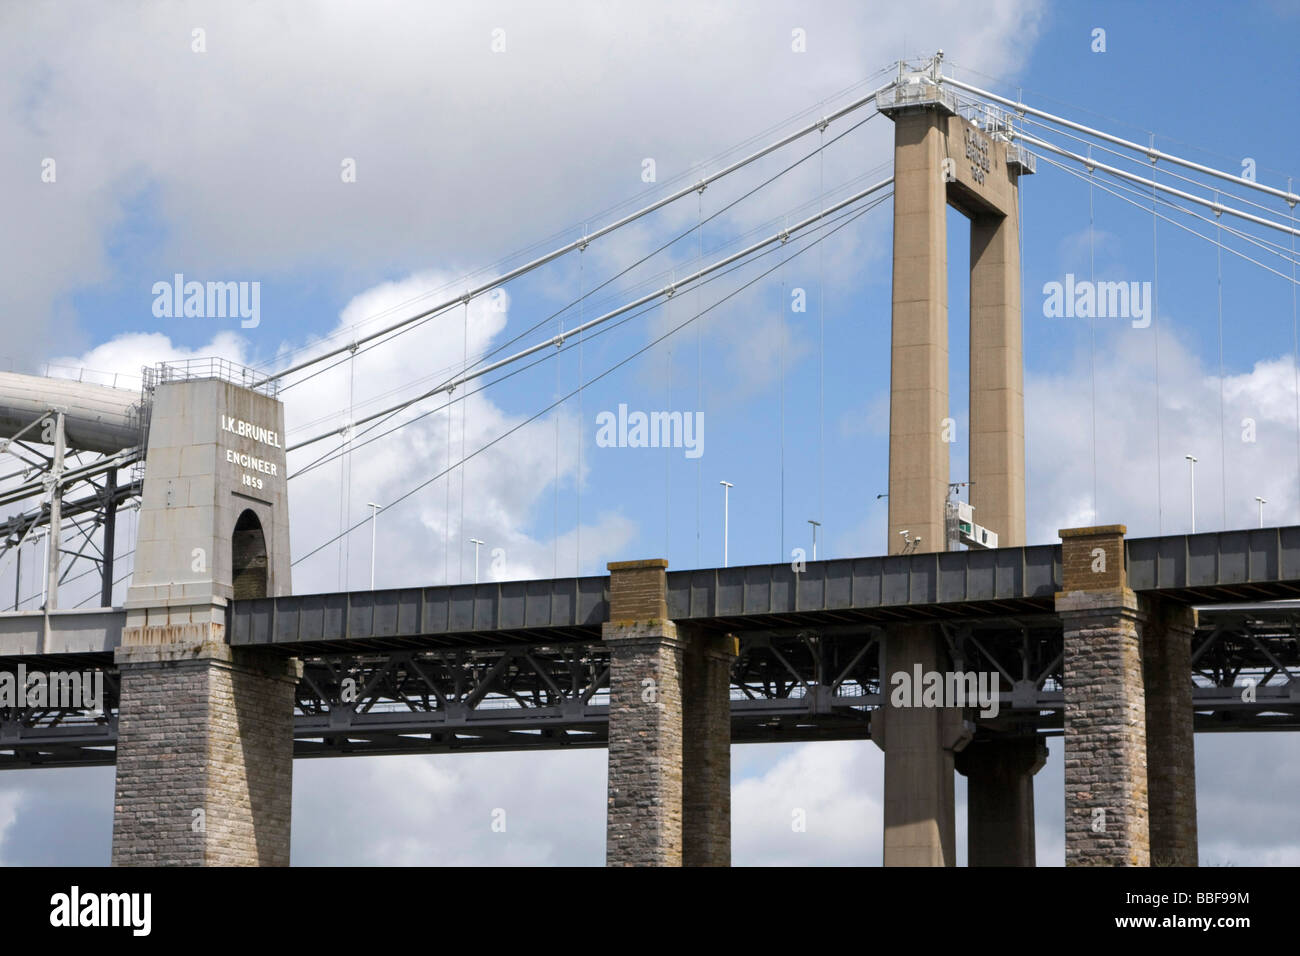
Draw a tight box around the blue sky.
[1,0,1298,865]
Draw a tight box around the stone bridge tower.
[112,364,299,866]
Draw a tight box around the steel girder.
[3,610,1300,767]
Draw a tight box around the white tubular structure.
[0,372,142,455]
[943,76,1300,207]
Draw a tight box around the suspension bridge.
[1,53,1298,866]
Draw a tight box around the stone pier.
[1057,525,1199,866]
[109,372,300,866]
[603,560,734,867]
[112,639,300,866]
[1142,599,1198,866]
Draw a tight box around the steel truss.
[0,400,142,612]
[3,610,1299,767]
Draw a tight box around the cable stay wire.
[248,64,896,380]
[283,163,890,476]
[1088,153,1098,523]
[278,113,883,438]
[283,175,896,457]
[461,115,882,385]
[1000,107,1300,228]
[943,75,1300,207]
[1152,160,1164,534]
[948,59,1296,189]
[946,85,1299,233]
[1031,151,1300,287]
[1004,116,1300,269]
[1017,132,1300,239]
[287,195,889,482]
[254,80,894,389]
[291,193,886,570]
[1216,202,1227,528]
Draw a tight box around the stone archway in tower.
[232,509,268,599]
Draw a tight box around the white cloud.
[733,741,883,865]
[292,750,606,865]
[1026,320,1300,541]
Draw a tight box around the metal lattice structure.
[3,604,1298,767]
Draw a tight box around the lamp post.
[807,519,820,561]
[1255,496,1267,528]
[367,502,380,589]
[719,481,734,567]
[1184,455,1198,533]
[469,538,486,583]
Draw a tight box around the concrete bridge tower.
[875,55,1037,866]
[880,53,1032,556]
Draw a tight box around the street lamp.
[469,538,486,583]
[1184,455,1198,533]
[367,503,380,589]
[1255,496,1267,528]
[719,481,734,567]
[807,519,821,561]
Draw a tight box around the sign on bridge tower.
[123,362,291,638]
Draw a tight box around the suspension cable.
[288,195,887,483]
[284,177,895,454]
[290,196,888,568]
[281,113,882,440]
[255,83,891,388]
[942,76,1300,206]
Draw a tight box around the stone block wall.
[1058,586,1150,866]
[1142,600,1198,866]
[111,640,300,867]
[603,619,685,866]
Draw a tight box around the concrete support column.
[1057,525,1149,866]
[887,109,949,554]
[603,559,733,867]
[1141,599,1198,866]
[111,638,301,866]
[969,207,1026,546]
[955,736,1046,866]
[877,622,958,866]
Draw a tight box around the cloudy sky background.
[0,0,1298,864]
